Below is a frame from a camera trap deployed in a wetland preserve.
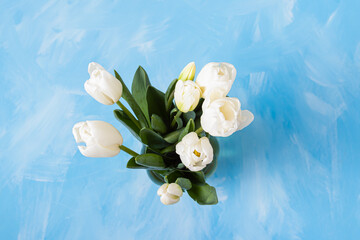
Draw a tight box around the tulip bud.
[178,62,196,81]
[85,62,123,105]
[72,120,123,157]
[174,80,201,113]
[157,183,183,205]
[175,132,213,171]
[201,97,254,137]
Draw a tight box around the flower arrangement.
[73,62,254,205]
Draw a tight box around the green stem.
[166,91,175,111]
[120,145,139,157]
[170,110,182,128]
[116,101,141,129]
[195,126,203,135]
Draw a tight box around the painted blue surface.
[1,0,360,239]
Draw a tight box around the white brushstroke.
[6,87,75,184]
[253,24,261,42]
[130,18,169,57]
[326,9,338,26]
[38,30,86,55]
[249,72,266,95]
[281,0,296,26]
[17,183,53,240]
[304,92,334,116]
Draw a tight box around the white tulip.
[84,62,123,105]
[72,120,123,157]
[201,97,254,137]
[174,80,202,113]
[157,183,183,205]
[195,62,236,98]
[178,62,196,81]
[175,132,213,172]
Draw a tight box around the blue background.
[1,0,360,239]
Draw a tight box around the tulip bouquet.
[73,62,254,205]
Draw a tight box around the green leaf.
[165,79,177,102]
[114,109,141,141]
[187,183,218,205]
[178,119,195,142]
[147,86,168,125]
[194,116,201,130]
[126,157,147,169]
[164,171,183,183]
[194,100,204,129]
[144,146,159,154]
[151,114,167,134]
[165,78,178,112]
[184,171,206,184]
[153,170,170,176]
[175,177,192,190]
[183,111,196,123]
[135,153,166,169]
[164,128,183,144]
[170,108,183,130]
[194,98,204,112]
[176,117,183,129]
[170,108,178,118]
[160,144,176,154]
[177,163,185,169]
[131,66,151,123]
[140,128,170,149]
[114,70,149,128]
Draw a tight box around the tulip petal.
[202,97,245,137]
[158,183,182,205]
[98,71,123,103]
[174,80,201,113]
[160,194,180,205]
[88,62,105,75]
[178,62,196,81]
[78,144,120,158]
[157,183,169,196]
[85,62,123,105]
[181,132,198,145]
[196,62,236,99]
[238,110,254,130]
[84,80,114,105]
[228,97,241,110]
[220,62,237,82]
[200,137,213,165]
[73,120,123,158]
[86,121,123,147]
[167,183,183,197]
[72,122,86,143]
